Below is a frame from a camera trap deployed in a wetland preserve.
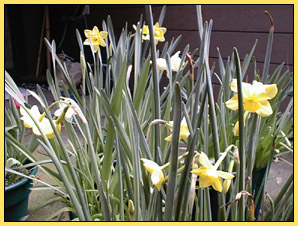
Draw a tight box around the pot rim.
[5,165,38,192]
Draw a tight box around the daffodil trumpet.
[191,145,236,192]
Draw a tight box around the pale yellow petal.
[256,100,273,117]
[230,79,251,94]
[198,174,212,188]
[83,39,90,45]
[211,177,223,192]
[216,171,234,180]
[159,27,167,35]
[98,39,106,47]
[198,152,214,169]
[142,159,160,174]
[223,179,232,194]
[84,29,92,37]
[99,31,108,39]
[92,26,100,34]
[165,134,172,141]
[151,170,164,191]
[191,166,208,176]
[233,111,249,136]
[234,121,240,136]
[258,84,278,100]
[225,94,239,110]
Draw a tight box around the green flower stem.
[84,123,111,221]
[246,114,260,193]
[174,84,207,220]
[204,45,226,221]
[161,151,189,170]
[233,47,246,221]
[164,82,182,220]
[145,5,162,165]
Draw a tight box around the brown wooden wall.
[88,5,293,77]
[86,4,293,103]
[5,4,293,90]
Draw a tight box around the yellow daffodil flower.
[233,111,249,136]
[165,117,190,142]
[141,158,165,191]
[20,105,61,139]
[225,79,278,117]
[141,23,166,44]
[156,51,185,74]
[191,152,234,192]
[84,26,108,52]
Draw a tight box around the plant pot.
[4,163,38,221]
[252,166,267,220]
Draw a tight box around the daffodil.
[84,26,108,52]
[225,79,278,117]
[165,117,190,142]
[54,97,87,124]
[141,23,166,44]
[191,151,234,192]
[156,51,185,74]
[54,103,75,123]
[141,158,164,191]
[233,111,249,136]
[20,105,61,139]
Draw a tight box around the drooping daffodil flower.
[191,147,235,192]
[54,102,76,123]
[20,105,61,139]
[233,111,249,136]
[141,158,165,191]
[165,117,190,142]
[54,97,87,124]
[84,26,108,52]
[140,23,166,45]
[156,51,185,74]
[225,79,278,117]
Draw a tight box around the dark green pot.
[5,164,38,221]
[252,166,267,220]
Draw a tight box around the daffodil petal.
[233,121,240,136]
[156,58,167,71]
[212,177,223,192]
[198,175,213,188]
[99,31,108,39]
[92,26,99,34]
[159,27,167,34]
[191,166,208,176]
[164,134,173,141]
[223,179,232,194]
[142,159,160,174]
[216,171,234,180]
[198,152,214,169]
[258,84,278,100]
[98,39,106,47]
[230,79,251,95]
[151,170,164,191]
[256,100,273,117]
[225,94,239,110]
[84,29,92,37]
